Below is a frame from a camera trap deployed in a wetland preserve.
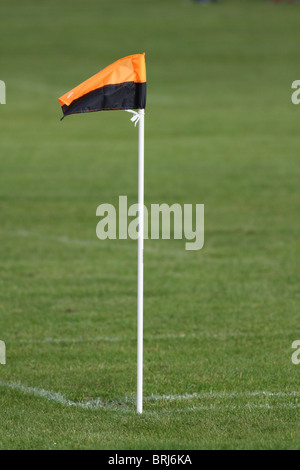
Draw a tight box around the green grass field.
[1,0,300,450]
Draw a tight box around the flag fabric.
[58,53,146,119]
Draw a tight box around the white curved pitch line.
[0,229,191,258]
[0,381,300,412]
[10,329,293,345]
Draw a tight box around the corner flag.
[59,53,146,119]
[58,54,146,414]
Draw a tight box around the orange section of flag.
[59,53,146,107]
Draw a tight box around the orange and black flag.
[58,53,146,119]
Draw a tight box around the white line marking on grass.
[0,381,126,409]
[180,403,300,413]
[0,229,191,258]
[10,330,293,345]
[1,381,300,413]
[9,230,100,247]
[146,391,300,401]
[13,336,123,345]
[0,381,83,408]
[11,334,188,345]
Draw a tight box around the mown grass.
[0,0,300,449]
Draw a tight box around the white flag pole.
[137,108,144,414]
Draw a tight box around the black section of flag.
[61,82,146,119]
